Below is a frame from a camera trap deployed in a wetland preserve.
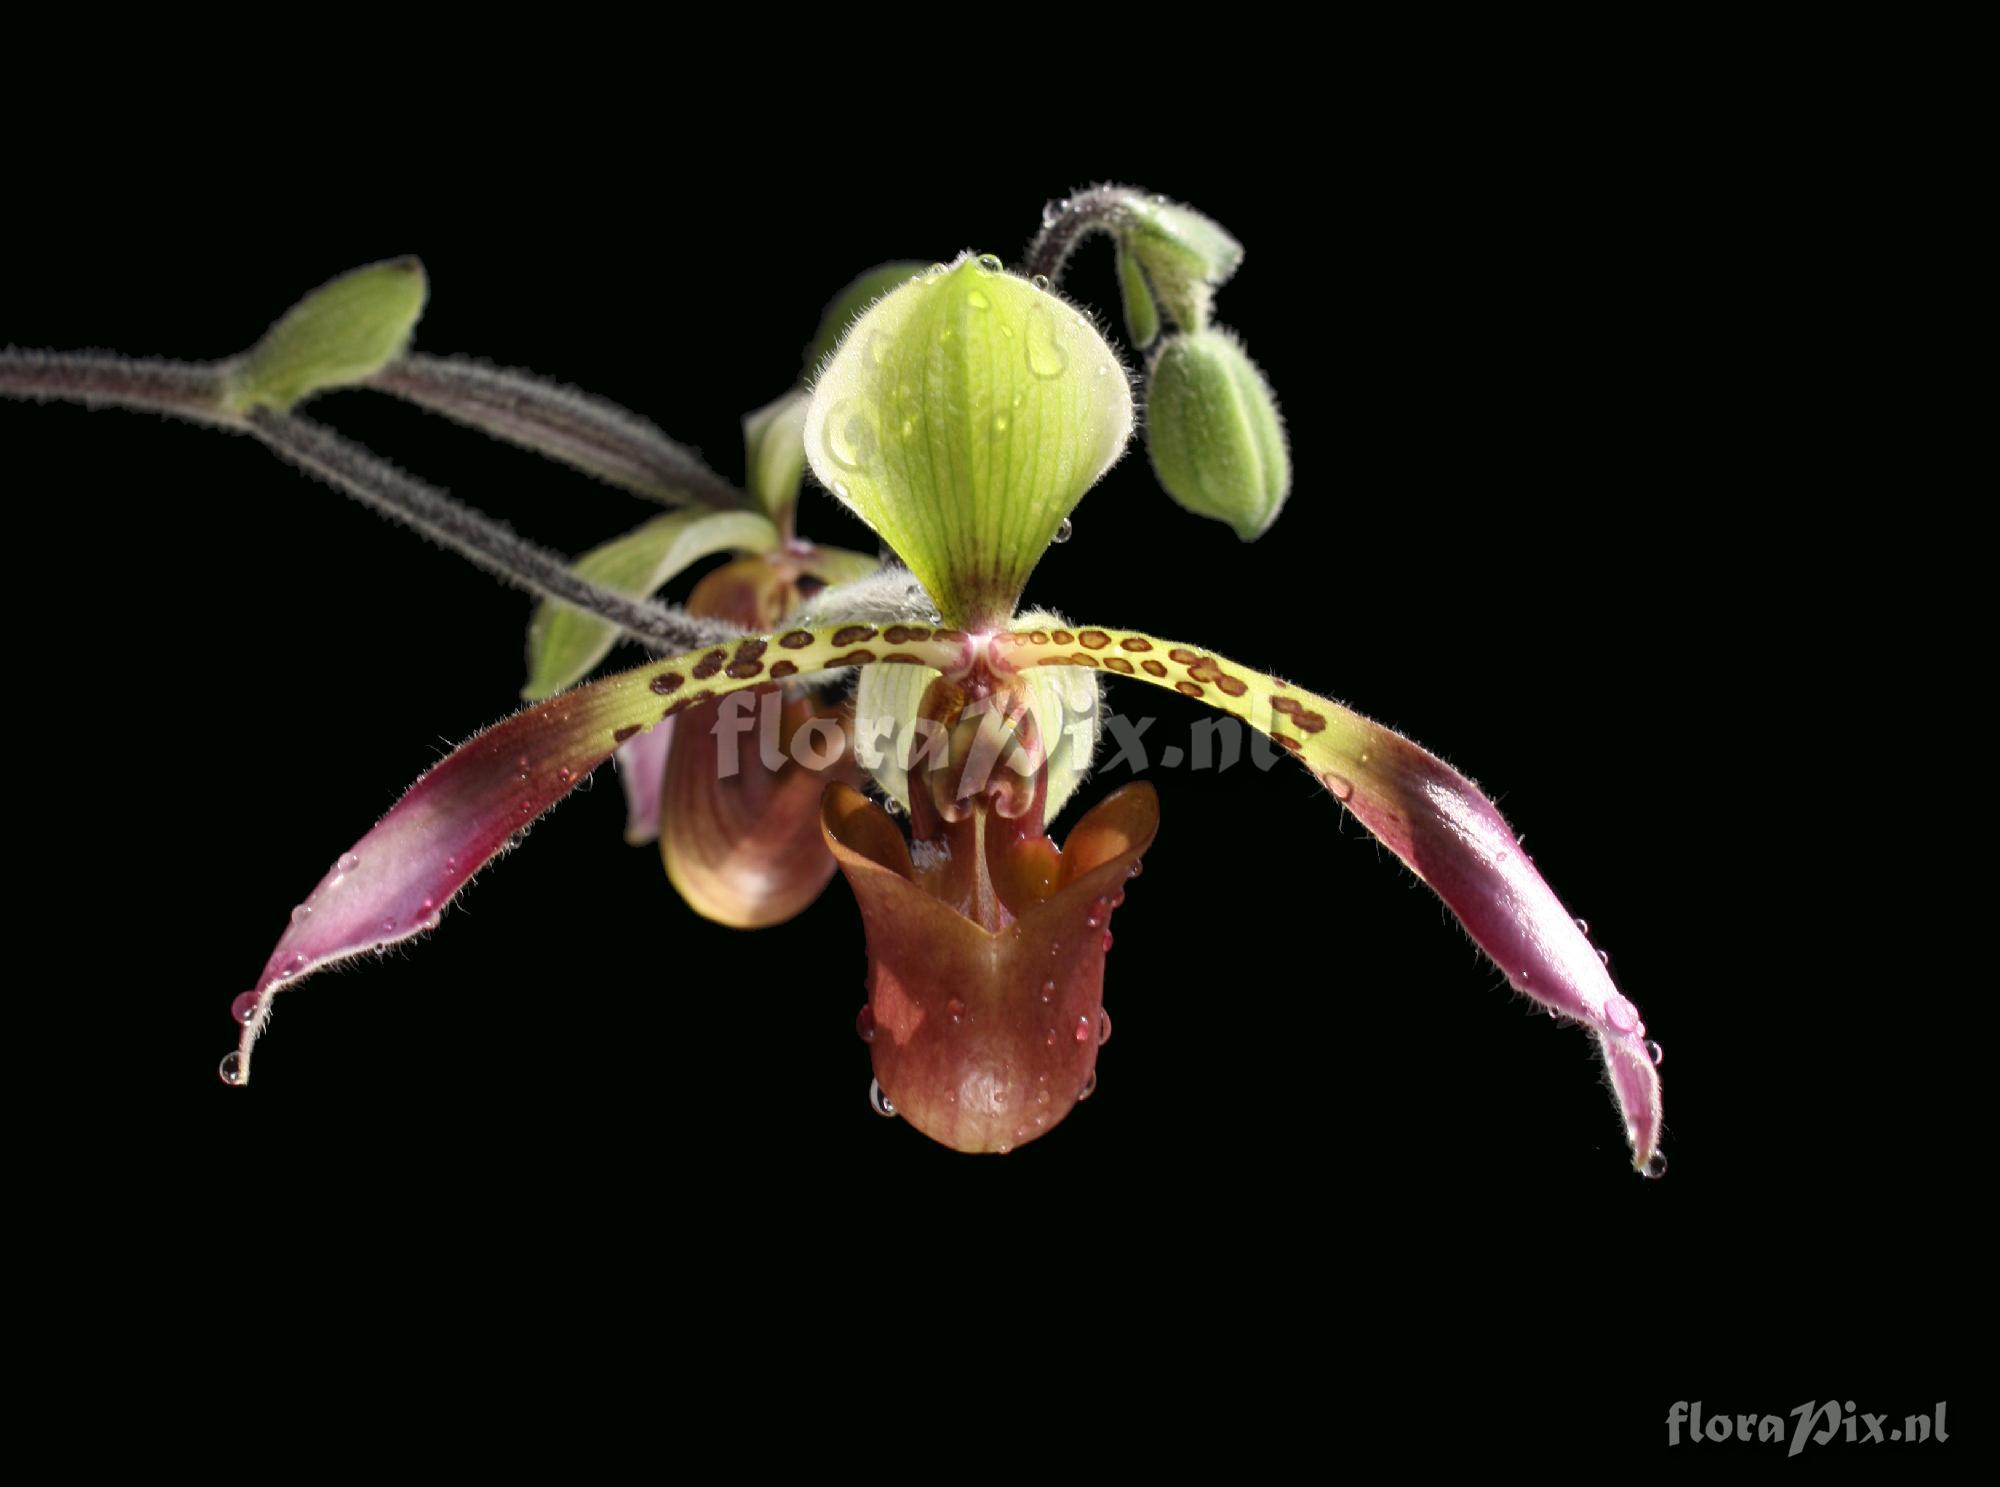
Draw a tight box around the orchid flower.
[1,210,1664,1173]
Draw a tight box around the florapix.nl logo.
[1667,1401,1949,1456]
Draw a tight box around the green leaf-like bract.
[227,259,428,412]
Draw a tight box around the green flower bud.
[226,258,427,413]
[1144,329,1290,541]
[742,388,809,521]
[1119,196,1243,332]
[805,254,1132,626]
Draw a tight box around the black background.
[8,92,1965,1454]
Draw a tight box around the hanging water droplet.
[1597,948,1610,966]
[336,852,361,873]
[1098,1009,1112,1045]
[230,991,259,1026]
[1025,305,1068,378]
[1078,1070,1097,1100]
[1128,860,1143,879]
[290,903,313,924]
[997,1142,1013,1155]
[855,1004,875,1043]
[947,997,965,1024]
[869,1078,896,1117]
[1030,272,1051,291]
[975,253,1003,273]
[1646,1039,1664,1066]
[1641,1151,1668,1179]
[1052,518,1073,544]
[218,1051,244,1086]
[1575,917,1589,934]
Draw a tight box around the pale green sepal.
[804,261,928,375]
[1121,198,1243,331]
[804,254,1134,626]
[523,509,779,698]
[1144,329,1290,541]
[743,389,809,521]
[1115,241,1161,349]
[226,258,428,412]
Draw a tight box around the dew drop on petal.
[1078,1070,1097,1100]
[1030,273,1051,291]
[1606,994,1641,1034]
[869,1078,896,1117]
[218,1052,244,1086]
[1102,930,1114,951]
[1052,518,1073,544]
[1098,1010,1112,1045]
[1026,305,1068,378]
[290,903,313,924]
[1575,917,1589,934]
[1074,1015,1092,1043]
[1040,978,1055,1003]
[855,1004,876,1043]
[947,997,965,1024]
[1597,948,1611,966]
[1646,1039,1664,1066]
[231,991,259,1026]
[1642,1151,1669,1180]
[336,853,361,873]
[975,253,1003,273]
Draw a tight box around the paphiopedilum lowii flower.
[1,233,1664,1173]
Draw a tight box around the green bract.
[226,258,427,412]
[1122,198,1243,331]
[743,389,809,520]
[1145,329,1290,541]
[804,255,1133,626]
[1115,240,1161,349]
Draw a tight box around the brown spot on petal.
[1078,630,1111,650]
[613,724,643,743]
[1277,734,1305,754]
[649,671,685,695]
[883,624,931,644]
[1050,629,1075,646]
[1103,657,1135,675]
[1119,637,1153,652]
[1070,653,1098,667]
[778,630,814,649]
[1176,681,1206,698]
[1272,698,1328,732]
[692,649,728,680]
[1031,630,1050,645]
[769,660,799,679]
[725,660,765,679]
[833,649,877,665]
[932,629,968,645]
[731,639,768,666]
[1216,675,1249,697]
[832,625,878,646]
[1168,647,1201,665]
[882,653,924,664]
[1140,659,1167,677]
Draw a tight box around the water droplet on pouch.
[1052,518,1073,544]
[1646,1039,1664,1066]
[1074,1015,1091,1043]
[1642,1151,1668,1179]
[869,1078,896,1117]
[1030,273,1051,291]
[290,904,313,924]
[966,287,990,310]
[947,997,965,1024]
[1040,978,1055,1003]
[975,253,1003,273]
[231,991,259,1026]
[336,853,360,873]
[855,1004,875,1043]
[218,1051,244,1086]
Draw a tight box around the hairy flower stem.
[1023,186,1141,285]
[0,348,737,654]
[243,410,741,652]
[0,349,235,426]
[368,355,746,509]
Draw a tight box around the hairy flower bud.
[1144,329,1290,540]
[1119,197,1243,331]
